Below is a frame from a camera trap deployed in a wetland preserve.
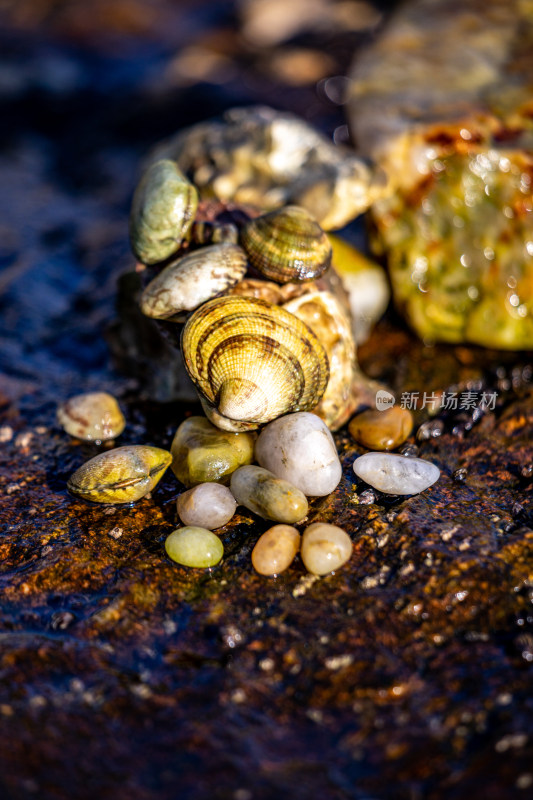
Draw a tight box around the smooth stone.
[255,412,342,497]
[353,452,440,495]
[251,525,300,576]
[170,416,255,487]
[230,465,308,524]
[300,523,352,576]
[165,527,223,568]
[348,406,413,451]
[177,483,237,529]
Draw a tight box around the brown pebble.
[251,525,300,576]
[348,406,413,451]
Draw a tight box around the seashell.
[68,445,172,504]
[181,295,329,430]
[190,220,239,246]
[240,205,332,284]
[129,159,198,265]
[140,243,248,319]
[57,392,125,442]
[282,290,361,431]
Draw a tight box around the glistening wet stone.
[353,452,441,495]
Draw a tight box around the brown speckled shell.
[181,295,330,429]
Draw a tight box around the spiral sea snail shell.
[181,295,330,431]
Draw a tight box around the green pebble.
[165,527,224,568]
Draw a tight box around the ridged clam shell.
[140,243,248,318]
[282,290,358,431]
[68,445,172,504]
[181,295,329,429]
[130,159,198,265]
[240,205,332,284]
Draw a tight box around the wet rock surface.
[0,2,532,799]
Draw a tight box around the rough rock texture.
[0,2,532,799]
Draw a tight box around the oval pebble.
[177,483,237,529]
[353,452,440,495]
[170,416,255,487]
[255,412,341,497]
[165,527,223,568]
[348,406,413,451]
[230,465,308,523]
[300,523,352,576]
[251,525,300,576]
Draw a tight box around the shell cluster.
[129,152,380,432]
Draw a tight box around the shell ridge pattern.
[182,295,330,425]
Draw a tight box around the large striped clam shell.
[240,205,332,284]
[181,295,330,430]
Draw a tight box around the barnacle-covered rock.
[147,106,381,229]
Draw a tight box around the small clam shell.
[57,392,125,442]
[240,205,332,284]
[140,243,248,319]
[181,295,330,428]
[68,445,172,504]
[130,159,198,265]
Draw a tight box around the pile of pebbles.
[60,393,441,578]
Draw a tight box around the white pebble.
[255,412,342,497]
[177,483,237,529]
[353,452,440,495]
[300,522,352,576]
